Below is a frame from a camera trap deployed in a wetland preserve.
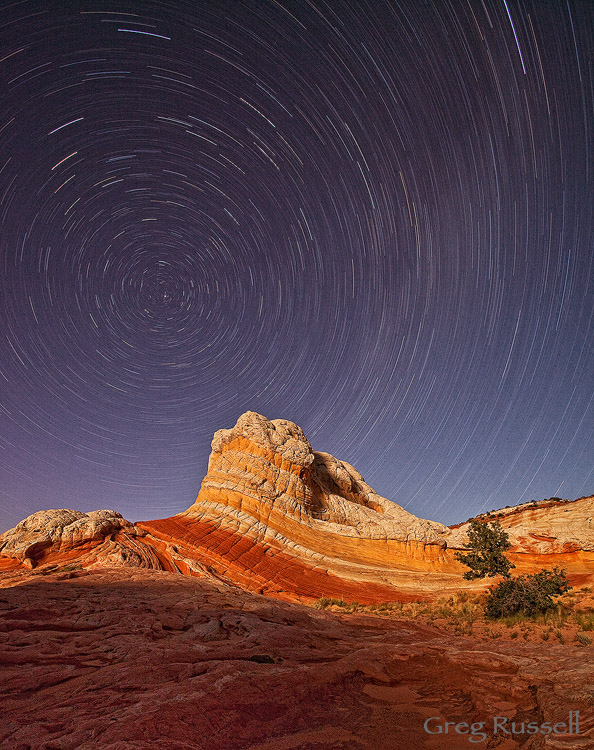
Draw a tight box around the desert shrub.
[485,568,571,619]
[455,519,515,580]
[575,633,592,646]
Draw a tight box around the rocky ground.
[2,566,593,750]
[2,414,593,748]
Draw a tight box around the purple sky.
[1,0,593,532]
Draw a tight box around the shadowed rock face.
[1,568,593,750]
[1,412,593,602]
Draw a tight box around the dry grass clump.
[313,583,594,644]
[576,611,594,631]
[316,597,348,610]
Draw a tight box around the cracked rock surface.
[1,567,593,750]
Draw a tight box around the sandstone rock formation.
[448,496,594,554]
[3,413,594,748]
[1,411,593,602]
[0,509,165,571]
[196,411,447,542]
[140,411,463,603]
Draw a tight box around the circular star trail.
[1,0,593,529]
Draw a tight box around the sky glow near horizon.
[0,0,593,531]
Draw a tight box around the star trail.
[1,0,593,531]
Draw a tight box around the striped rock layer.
[1,412,593,601]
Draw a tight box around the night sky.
[1,0,593,532]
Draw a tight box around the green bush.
[485,568,571,619]
[455,519,515,580]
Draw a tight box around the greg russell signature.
[424,711,580,743]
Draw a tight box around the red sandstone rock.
[1,413,594,748]
[1,412,593,602]
[0,509,167,573]
[448,496,594,554]
[140,411,463,601]
[1,567,593,750]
